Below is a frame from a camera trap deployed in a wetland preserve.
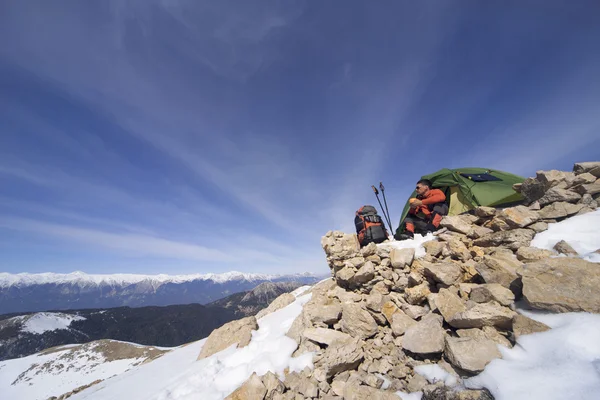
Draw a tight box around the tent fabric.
[395,167,525,235]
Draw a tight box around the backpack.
[355,205,388,247]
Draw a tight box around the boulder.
[405,282,432,305]
[198,316,258,360]
[580,193,598,208]
[402,304,430,320]
[456,326,511,348]
[354,262,376,284]
[496,205,540,228]
[528,221,549,233]
[225,372,267,400]
[262,372,285,400]
[449,301,515,329]
[470,284,515,306]
[516,247,554,262]
[573,161,600,177]
[365,292,386,313]
[553,240,578,256]
[572,172,597,186]
[402,314,445,354]
[440,216,474,235]
[336,267,356,286]
[322,232,360,260]
[315,338,365,380]
[310,302,343,325]
[512,314,551,340]
[435,289,467,323]
[304,327,352,346]
[444,337,501,374]
[423,262,464,285]
[468,226,494,239]
[473,228,535,250]
[475,254,523,291]
[519,258,600,313]
[536,170,575,190]
[283,371,319,398]
[474,206,497,218]
[519,178,546,204]
[538,202,584,219]
[391,311,418,337]
[340,303,378,339]
[538,187,581,206]
[447,238,472,261]
[424,241,446,257]
[390,248,416,268]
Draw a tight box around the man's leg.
[412,219,430,235]
[395,216,418,240]
[426,203,449,232]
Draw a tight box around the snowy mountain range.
[0,271,323,314]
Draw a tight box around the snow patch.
[414,364,458,386]
[378,232,435,258]
[22,312,86,334]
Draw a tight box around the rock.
[402,304,430,320]
[447,238,472,261]
[402,314,445,354]
[473,228,535,250]
[422,386,494,400]
[444,337,501,374]
[435,289,467,323]
[475,206,496,218]
[336,267,356,286]
[283,371,319,398]
[528,201,541,210]
[315,338,365,380]
[538,187,581,206]
[361,242,378,257]
[456,327,511,348]
[262,372,285,400]
[424,241,445,257]
[322,232,360,260]
[310,302,343,325]
[580,193,598,208]
[519,258,600,313]
[198,316,258,360]
[520,177,546,204]
[343,382,401,400]
[304,327,352,346]
[340,303,378,339]
[405,282,432,305]
[536,170,575,190]
[391,311,418,336]
[528,226,549,239]
[423,262,463,285]
[512,314,551,340]
[366,292,386,313]
[449,301,515,329]
[468,226,494,239]
[407,373,429,393]
[381,301,399,324]
[225,372,267,400]
[329,286,362,303]
[390,248,416,268]
[256,293,296,319]
[572,172,598,185]
[553,240,578,255]
[538,201,584,219]
[516,247,554,262]
[470,284,515,306]
[475,254,523,291]
[496,205,540,228]
[573,161,600,177]
[440,216,474,235]
[354,262,376,284]
[486,217,511,232]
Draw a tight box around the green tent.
[395,167,525,235]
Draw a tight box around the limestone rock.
[470,284,515,306]
[343,382,401,400]
[304,327,352,346]
[573,161,600,177]
[449,301,515,329]
[496,205,540,228]
[423,262,463,285]
[512,314,551,340]
[198,316,258,360]
[538,187,581,206]
[256,293,296,319]
[572,172,597,186]
[440,216,474,235]
[262,372,285,400]
[473,228,535,250]
[310,302,343,325]
[553,240,578,255]
[354,261,376,284]
[322,232,360,260]
[381,301,399,324]
[516,247,554,262]
[336,267,356,286]
[283,371,319,398]
[447,238,472,261]
[456,326,511,348]
[519,257,600,313]
[422,386,494,400]
[225,372,267,400]
[474,206,496,218]
[520,178,546,204]
[444,337,501,373]
[405,282,432,305]
[580,193,598,208]
[402,314,445,354]
[435,289,467,323]
[402,304,430,320]
[528,221,549,233]
[340,303,378,339]
[366,292,386,313]
[536,170,575,190]
[475,254,523,291]
[424,241,445,257]
[468,226,494,239]
[406,374,428,393]
[315,338,365,380]
[538,201,584,219]
[391,311,418,337]
[390,248,416,269]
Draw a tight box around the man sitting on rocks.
[395,179,448,240]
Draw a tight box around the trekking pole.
[379,182,394,233]
[371,185,394,236]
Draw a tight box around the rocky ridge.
[206,162,600,400]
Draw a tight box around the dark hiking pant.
[405,203,449,234]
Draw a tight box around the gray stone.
[538,187,581,206]
[390,248,416,269]
[470,284,515,306]
[449,301,515,329]
[519,257,600,313]
[444,337,501,373]
[520,178,546,204]
[315,338,365,380]
[391,311,418,336]
[423,262,463,285]
[516,247,554,262]
[365,292,386,313]
[553,240,578,256]
[402,314,445,354]
[512,314,551,340]
[198,316,258,360]
[340,303,378,339]
[402,304,430,320]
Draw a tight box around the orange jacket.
[409,189,446,220]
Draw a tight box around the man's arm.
[421,189,446,205]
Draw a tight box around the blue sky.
[1,1,599,275]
